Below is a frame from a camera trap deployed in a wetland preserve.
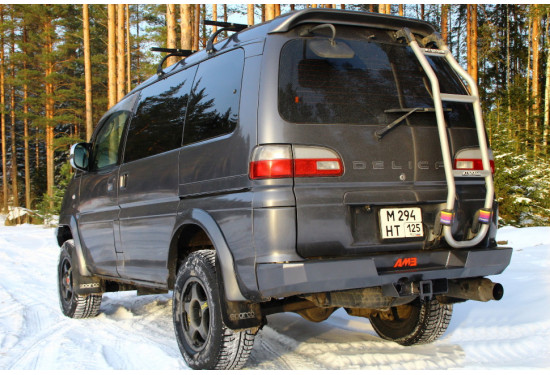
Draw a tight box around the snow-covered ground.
[0,221,549,370]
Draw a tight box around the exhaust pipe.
[446,278,504,302]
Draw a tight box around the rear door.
[116,66,196,283]
[272,27,482,258]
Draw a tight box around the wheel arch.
[168,208,247,302]
[56,216,92,277]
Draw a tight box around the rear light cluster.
[453,148,495,174]
[250,145,343,179]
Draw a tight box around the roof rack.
[203,20,248,54]
[151,47,196,76]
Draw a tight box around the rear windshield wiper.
[375,107,451,140]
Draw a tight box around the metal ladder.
[396,28,494,249]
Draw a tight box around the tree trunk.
[44,16,55,204]
[136,5,141,84]
[275,4,281,17]
[265,4,275,21]
[420,4,425,19]
[126,4,131,92]
[543,11,550,157]
[107,4,116,108]
[212,4,218,42]
[23,27,30,209]
[399,5,404,17]
[9,21,18,207]
[117,4,126,101]
[247,4,254,26]
[531,6,541,158]
[181,4,193,50]
[472,5,478,85]
[523,17,532,154]
[506,4,512,141]
[441,4,448,44]
[201,5,207,49]
[166,4,177,66]
[83,4,93,141]
[193,4,200,51]
[223,4,227,38]
[467,4,478,82]
[0,6,7,211]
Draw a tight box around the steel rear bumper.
[256,247,513,299]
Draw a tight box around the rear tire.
[172,250,256,370]
[370,298,452,346]
[57,240,102,319]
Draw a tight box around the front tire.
[173,250,256,370]
[370,298,452,346]
[57,240,102,319]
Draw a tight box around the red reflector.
[249,160,293,179]
[294,159,343,177]
[454,159,495,174]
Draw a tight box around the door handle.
[120,174,128,189]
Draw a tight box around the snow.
[0,222,549,370]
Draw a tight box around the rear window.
[278,30,475,127]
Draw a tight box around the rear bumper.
[256,247,513,298]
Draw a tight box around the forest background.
[0,3,549,227]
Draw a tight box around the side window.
[123,66,197,163]
[183,49,244,145]
[90,111,129,171]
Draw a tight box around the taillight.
[249,145,293,179]
[454,148,495,174]
[249,145,343,180]
[454,159,495,173]
[293,146,343,177]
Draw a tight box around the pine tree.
[83,4,93,141]
[108,4,116,108]
[0,5,8,211]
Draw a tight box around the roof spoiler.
[269,8,435,35]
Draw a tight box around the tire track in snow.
[5,309,70,369]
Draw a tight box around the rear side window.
[183,49,244,145]
[124,66,197,163]
[278,33,475,127]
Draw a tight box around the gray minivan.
[57,9,512,370]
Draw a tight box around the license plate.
[379,207,423,239]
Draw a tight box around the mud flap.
[215,261,263,330]
[66,241,103,294]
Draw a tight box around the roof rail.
[151,47,196,76]
[203,20,248,54]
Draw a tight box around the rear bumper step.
[256,247,512,299]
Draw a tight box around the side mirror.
[70,143,90,171]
